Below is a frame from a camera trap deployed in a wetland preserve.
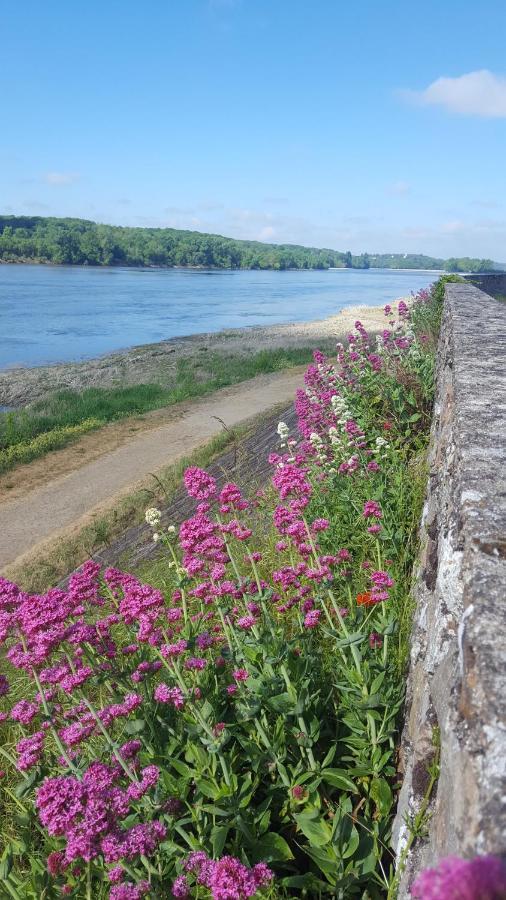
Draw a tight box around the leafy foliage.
[0,216,499,272]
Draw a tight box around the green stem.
[80,697,138,783]
[387,749,440,899]
[31,667,79,774]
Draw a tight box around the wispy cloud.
[43,171,81,186]
[399,70,506,118]
[388,180,411,196]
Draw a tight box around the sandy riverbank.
[0,304,388,406]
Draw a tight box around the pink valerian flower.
[304,610,321,628]
[126,766,160,801]
[226,684,237,696]
[10,699,39,724]
[232,668,249,682]
[272,463,312,505]
[195,631,214,650]
[99,693,142,728]
[184,851,274,900]
[184,467,217,501]
[369,632,383,649]
[16,731,45,770]
[370,570,394,588]
[0,674,9,696]
[154,684,185,709]
[161,639,188,659]
[363,500,382,519]
[291,785,307,800]
[185,657,207,671]
[312,518,329,532]
[109,881,150,900]
[367,523,382,534]
[167,607,183,623]
[47,850,66,876]
[172,875,190,898]
[36,765,166,867]
[411,855,506,900]
[236,615,257,630]
[219,482,248,512]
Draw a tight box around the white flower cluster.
[374,435,390,459]
[277,421,290,446]
[330,394,351,424]
[309,431,327,463]
[145,507,162,527]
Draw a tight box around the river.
[0,265,438,369]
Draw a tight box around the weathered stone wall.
[463,272,506,297]
[392,282,506,895]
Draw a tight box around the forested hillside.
[0,215,498,272]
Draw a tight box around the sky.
[2,0,506,260]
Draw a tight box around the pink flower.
[154,684,184,709]
[304,609,321,628]
[184,852,273,900]
[184,467,217,501]
[312,518,329,532]
[291,785,307,800]
[172,875,190,898]
[363,500,382,519]
[11,699,39,725]
[232,668,249,682]
[185,657,207,671]
[236,615,257,630]
[369,632,383,649]
[412,855,506,900]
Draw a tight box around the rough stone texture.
[463,272,506,297]
[392,283,506,895]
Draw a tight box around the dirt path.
[0,369,304,571]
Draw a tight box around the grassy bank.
[1,414,263,593]
[0,347,319,474]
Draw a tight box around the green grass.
[0,346,324,473]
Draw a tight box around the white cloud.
[257,225,276,241]
[400,70,506,118]
[388,180,411,196]
[43,171,81,186]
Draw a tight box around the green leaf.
[124,718,145,734]
[342,825,360,859]
[321,769,357,793]
[251,832,294,862]
[370,777,393,816]
[294,809,333,847]
[170,759,193,779]
[0,847,13,880]
[14,770,39,798]
[196,778,220,800]
[211,825,229,857]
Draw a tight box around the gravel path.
[0,369,304,570]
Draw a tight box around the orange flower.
[356,591,375,607]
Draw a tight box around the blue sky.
[2,0,506,259]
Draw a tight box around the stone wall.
[463,272,506,297]
[392,282,506,895]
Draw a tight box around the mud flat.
[0,304,387,406]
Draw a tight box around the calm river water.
[0,265,438,369]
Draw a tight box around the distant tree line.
[0,216,498,273]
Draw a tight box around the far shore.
[0,303,389,407]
